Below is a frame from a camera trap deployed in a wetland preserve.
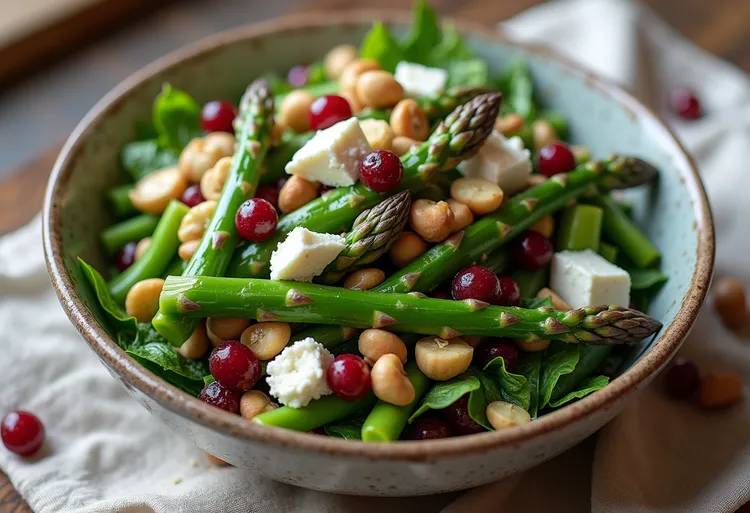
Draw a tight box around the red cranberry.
[201,100,237,133]
[473,338,519,371]
[442,395,484,435]
[406,415,453,440]
[255,184,279,210]
[209,341,262,391]
[115,241,137,271]
[537,143,576,177]
[1,411,45,457]
[180,184,206,208]
[451,266,501,303]
[359,150,403,192]
[199,381,241,413]
[287,65,308,88]
[309,95,352,131]
[670,88,703,120]
[235,198,278,242]
[495,275,521,307]
[512,231,553,270]
[327,354,371,402]
[664,357,701,399]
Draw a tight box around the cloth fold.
[2,0,749,511]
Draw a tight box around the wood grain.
[2,0,749,510]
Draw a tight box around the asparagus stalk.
[108,200,188,303]
[105,184,137,219]
[253,392,377,432]
[153,78,274,345]
[418,85,494,120]
[598,241,619,263]
[160,276,662,344]
[100,214,159,255]
[361,362,430,442]
[227,92,502,278]
[588,195,660,269]
[319,190,412,284]
[289,155,658,348]
[557,204,603,251]
[262,131,313,185]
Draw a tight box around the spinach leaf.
[135,121,159,140]
[360,22,404,72]
[427,22,476,65]
[306,61,328,85]
[626,268,668,295]
[133,357,205,397]
[79,259,137,334]
[446,59,489,88]
[153,84,202,152]
[516,352,543,418]
[402,0,441,64]
[410,373,491,430]
[483,357,530,410]
[549,375,609,408]
[324,415,366,440]
[263,72,292,95]
[550,345,612,403]
[521,296,554,309]
[503,59,536,120]
[120,139,178,182]
[538,341,580,409]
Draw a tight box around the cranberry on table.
[326,354,371,401]
[359,150,403,192]
[180,184,206,208]
[287,65,308,88]
[512,231,553,270]
[199,381,241,413]
[537,143,577,177]
[406,415,453,440]
[473,338,519,371]
[495,275,521,307]
[670,87,703,120]
[115,241,138,271]
[664,357,701,399]
[201,100,237,133]
[208,341,262,391]
[255,184,280,210]
[451,265,501,303]
[235,198,278,242]
[442,395,484,435]
[1,411,45,457]
[309,95,352,131]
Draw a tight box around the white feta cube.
[550,249,631,309]
[457,130,532,195]
[285,117,371,187]
[394,61,449,98]
[266,337,334,408]
[269,227,346,282]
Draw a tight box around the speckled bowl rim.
[43,11,714,462]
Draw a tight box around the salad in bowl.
[77,1,668,445]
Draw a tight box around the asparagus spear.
[160,276,662,344]
[227,92,502,278]
[254,393,377,432]
[262,131,313,185]
[105,184,137,219]
[418,85,494,120]
[361,361,430,442]
[100,214,159,255]
[108,200,188,303]
[319,190,412,284]
[557,204,603,251]
[152,78,274,345]
[276,156,658,348]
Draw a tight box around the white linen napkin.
[2,0,749,511]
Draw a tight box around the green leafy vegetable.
[153,84,202,152]
[446,59,489,88]
[203,375,215,386]
[538,341,580,409]
[503,59,536,120]
[427,22,476,64]
[324,416,366,440]
[627,267,669,294]
[402,0,441,64]
[513,268,549,298]
[409,373,491,430]
[483,357,530,410]
[135,121,158,141]
[306,61,328,85]
[521,296,554,309]
[550,345,612,403]
[120,140,178,182]
[263,72,292,95]
[360,22,404,72]
[537,111,569,140]
[549,375,609,408]
[79,259,137,334]
[516,352,543,418]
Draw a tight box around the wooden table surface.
[2,0,749,510]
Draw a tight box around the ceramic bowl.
[43,11,714,496]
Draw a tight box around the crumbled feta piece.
[550,249,631,309]
[285,117,371,187]
[394,61,448,98]
[266,338,334,408]
[269,227,346,282]
[457,130,532,195]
